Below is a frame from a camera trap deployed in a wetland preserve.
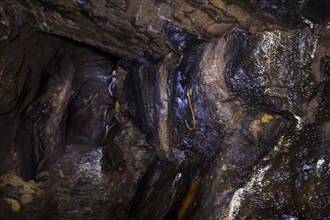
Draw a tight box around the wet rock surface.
[40,144,150,220]
[0,0,330,219]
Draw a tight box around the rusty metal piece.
[185,88,197,131]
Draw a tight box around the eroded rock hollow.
[0,0,329,219]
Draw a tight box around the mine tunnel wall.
[0,0,330,219]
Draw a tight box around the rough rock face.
[0,0,330,219]
[0,28,76,179]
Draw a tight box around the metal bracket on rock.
[185,88,197,131]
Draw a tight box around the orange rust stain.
[177,177,201,220]
[115,100,120,112]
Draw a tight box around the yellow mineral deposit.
[115,100,120,112]
[0,172,44,209]
[3,198,21,212]
[261,113,274,123]
[277,136,284,145]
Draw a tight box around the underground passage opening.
[65,54,117,146]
